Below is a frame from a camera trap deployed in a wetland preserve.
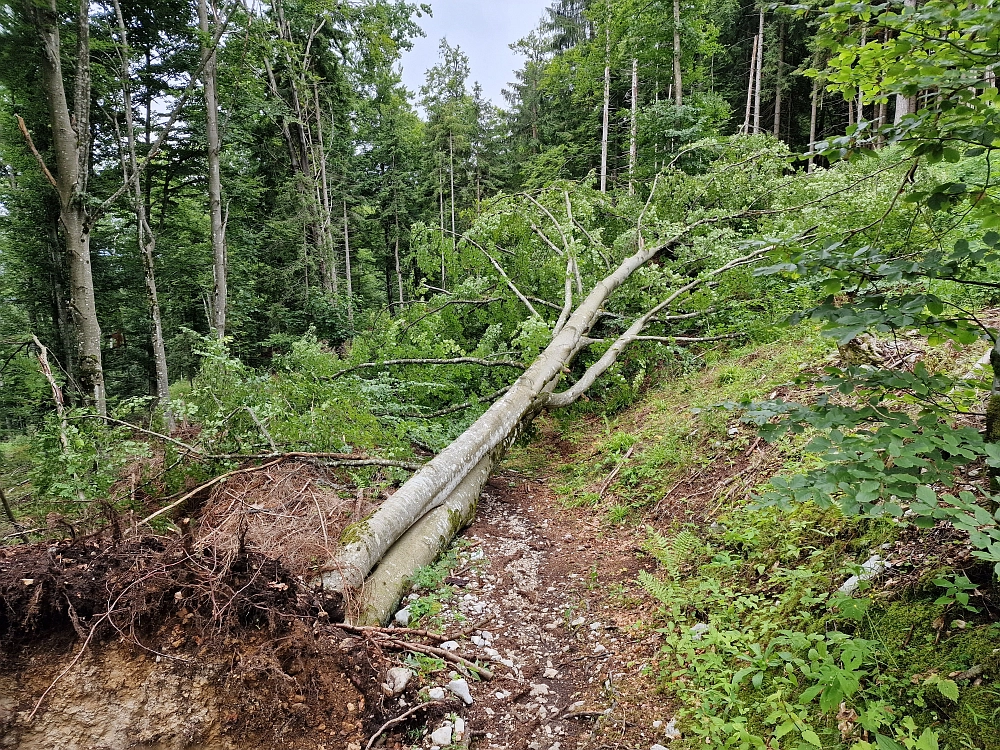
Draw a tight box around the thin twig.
[16,116,58,189]
[364,700,448,750]
[328,358,525,380]
[381,639,494,680]
[337,622,449,642]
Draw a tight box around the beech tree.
[22,0,106,413]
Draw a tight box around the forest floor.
[3,328,999,749]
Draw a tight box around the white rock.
[543,667,559,678]
[427,687,446,700]
[382,666,412,696]
[652,720,663,729]
[838,554,890,595]
[652,745,669,750]
[481,630,493,642]
[589,622,602,630]
[529,683,550,697]
[439,640,459,651]
[690,622,710,641]
[393,607,410,627]
[664,718,682,740]
[471,635,486,647]
[594,643,607,654]
[430,723,453,745]
[570,617,586,627]
[407,593,419,600]
[454,717,466,742]
[448,678,474,705]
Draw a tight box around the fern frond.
[638,570,676,606]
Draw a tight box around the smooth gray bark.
[629,58,638,195]
[199,0,228,339]
[672,0,683,106]
[36,0,106,414]
[753,9,765,134]
[600,24,610,193]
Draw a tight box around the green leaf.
[937,678,959,701]
[875,734,907,750]
[801,729,822,747]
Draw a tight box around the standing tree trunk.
[33,0,106,414]
[112,0,173,430]
[808,76,819,172]
[629,58,638,196]
[343,199,354,324]
[743,34,759,134]
[600,24,611,194]
[449,133,457,260]
[672,0,683,106]
[773,20,785,137]
[753,9,765,134]
[438,160,446,289]
[198,0,227,339]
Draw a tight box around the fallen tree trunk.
[321,218,681,598]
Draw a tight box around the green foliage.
[639,502,1000,749]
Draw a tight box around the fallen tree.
[326,172,794,624]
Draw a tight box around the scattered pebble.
[529,683,550,697]
[393,607,410,627]
[427,687,446,700]
[448,678,474,705]
[382,666,412,697]
[439,640,459,651]
[430,722,453,745]
[664,718,682,740]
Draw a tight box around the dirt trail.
[387,470,671,750]
[0,467,676,750]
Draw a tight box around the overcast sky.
[399,0,552,109]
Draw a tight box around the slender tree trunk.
[808,75,819,173]
[35,0,106,414]
[743,34,758,134]
[394,212,404,307]
[753,9,764,134]
[672,0,683,106]
[343,199,354,324]
[199,0,227,339]
[600,24,611,193]
[449,133,457,259]
[773,21,785,137]
[894,0,918,123]
[629,58,638,196]
[113,0,173,430]
[438,161,446,290]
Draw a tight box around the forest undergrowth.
[507,328,1000,750]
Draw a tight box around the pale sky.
[399,0,553,109]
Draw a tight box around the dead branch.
[70,413,201,454]
[380,639,494,680]
[329,357,525,380]
[336,622,450,642]
[313,458,424,471]
[384,387,512,420]
[634,333,742,343]
[401,297,503,334]
[16,116,58,189]
[364,700,449,750]
[481,246,542,319]
[598,444,636,498]
[135,457,287,529]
